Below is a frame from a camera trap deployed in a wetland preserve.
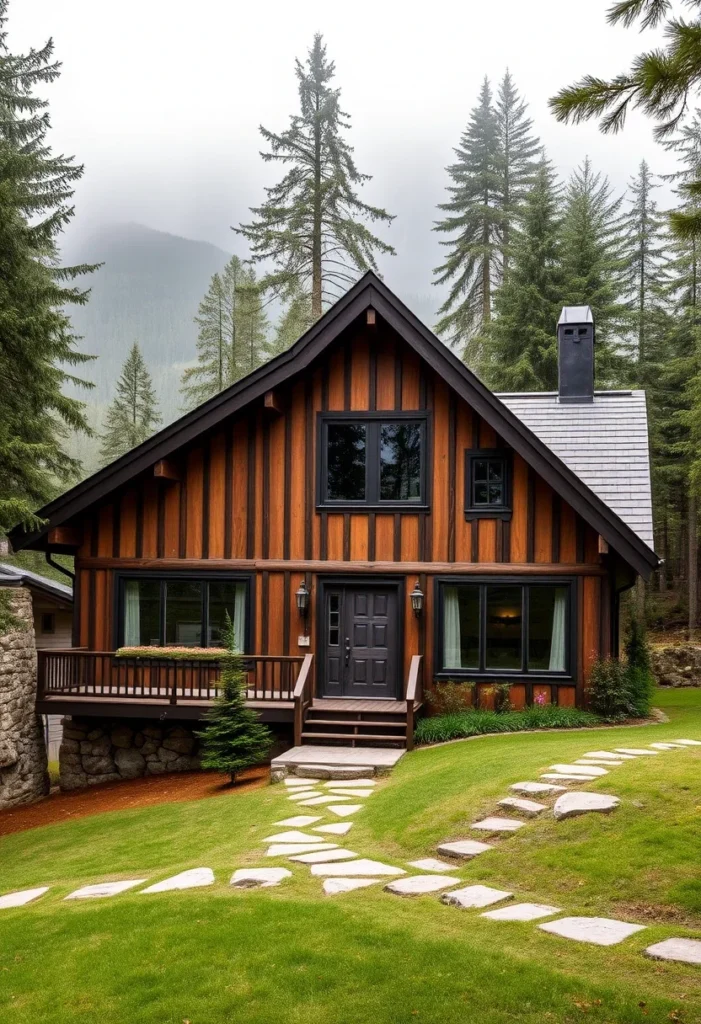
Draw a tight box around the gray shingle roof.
[497,390,655,552]
[0,563,73,601]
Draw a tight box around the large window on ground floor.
[438,579,572,677]
[119,576,249,651]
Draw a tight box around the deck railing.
[37,649,310,706]
[404,654,423,750]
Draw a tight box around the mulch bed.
[0,767,269,838]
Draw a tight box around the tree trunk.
[689,490,698,637]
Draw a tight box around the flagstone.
[649,742,685,750]
[549,764,609,776]
[541,773,597,782]
[310,859,405,877]
[614,748,659,756]
[65,880,147,899]
[141,868,214,893]
[673,738,701,746]
[328,804,363,816]
[510,781,566,795]
[284,778,314,786]
[497,797,546,816]
[644,938,701,964]
[297,795,350,806]
[327,788,376,798]
[313,822,353,835]
[436,839,493,859]
[230,868,292,888]
[323,877,381,894]
[266,843,336,857]
[481,902,561,922]
[275,815,322,827]
[471,816,526,832]
[385,875,459,896]
[408,858,455,873]
[324,779,376,788]
[0,887,49,909]
[539,916,645,946]
[441,884,513,909]
[582,750,636,760]
[575,759,624,767]
[553,792,620,820]
[288,791,322,801]
[263,830,320,843]
[290,848,358,863]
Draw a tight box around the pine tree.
[181,257,269,409]
[559,157,630,387]
[433,77,501,357]
[100,344,160,464]
[494,71,541,278]
[0,0,96,533]
[475,157,564,391]
[196,614,272,783]
[237,34,394,321]
[269,288,313,357]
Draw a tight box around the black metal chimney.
[557,306,595,403]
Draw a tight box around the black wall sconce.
[295,580,310,617]
[410,579,424,617]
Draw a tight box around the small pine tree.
[196,615,272,783]
[100,344,161,464]
[624,618,654,718]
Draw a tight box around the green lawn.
[1,688,700,1024]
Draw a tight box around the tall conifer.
[495,71,541,278]
[0,0,96,533]
[237,35,394,321]
[269,289,313,356]
[100,344,160,464]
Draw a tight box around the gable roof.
[499,391,654,549]
[0,563,73,604]
[8,271,659,579]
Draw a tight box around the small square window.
[465,450,511,517]
[40,613,55,634]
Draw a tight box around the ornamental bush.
[587,658,638,722]
[625,617,654,718]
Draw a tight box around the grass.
[0,687,700,1023]
[414,704,598,743]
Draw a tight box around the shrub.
[116,646,224,660]
[425,681,475,715]
[414,704,598,745]
[625,617,654,717]
[587,658,637,722]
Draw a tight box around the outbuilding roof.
[0,563,73,604]
[499,390,654,551]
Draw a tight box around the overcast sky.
[12,0,679,299]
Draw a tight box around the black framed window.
[437,578,572,677]
[118,575,251,651]
[318,412,428,509]
[465,449,512,518]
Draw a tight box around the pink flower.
[534,691,547,706]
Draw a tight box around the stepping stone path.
[385,875,459,896]
[644,938,701,964]
[290,849,358,864]
[674,738,701,745]
[328,804,363,816]
[442,885,513,909]
[284,779,313,787]
[231,868,291,888]
[481,902,560,922]
[275,815,322,827]
[328,788,376,798]
[408,858,455,873]
[553,792,620,821]
[297,795,350,806]
[323,878,380,895]
[263,830,321,843]
[314,822,353,835]
[510,781,566,795]
[541,773,597,782]
[576,758,624,766]
[266,843,336,857]
[539,916,645,946]
[649,743,685,750]
[141,868,214,893]
[324,779,375,788]
[310,859,405,877]
[437,839,493,859]
[583,750,636,760]
[66,880,146,900]
[472,816,526,833]
[614,748,658,756]
[549,764,609,776]
[0,887,49,908]
[498,797,546,816]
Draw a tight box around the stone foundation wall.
[0,586,49,808]
[59,717,202,790]
[650,645,701,687]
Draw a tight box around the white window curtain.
[548,588,567,672]
[443,586,462,668]
[233,583,246,653]
[124,580,141,646]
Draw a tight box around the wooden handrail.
[293,653,314,746]
[404,654,423,751]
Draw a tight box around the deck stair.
[301,698,419,748]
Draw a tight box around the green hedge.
[414,705,599,745]
[115,646,224,661]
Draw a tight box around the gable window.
[120,576,250,652]
[438,579,572,677]
[40,612,55,634]
[319,412,428,509]
[465,450,512,518]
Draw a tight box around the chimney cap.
[558,305,594,327]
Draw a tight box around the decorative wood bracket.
[263,390,283,415]
[366,307,376,326]
[153,459,180,482]
[598,535,609,555]
[47,527,82,550]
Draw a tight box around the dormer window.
[465,449,512,519]
[318,412,429,510]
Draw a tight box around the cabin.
[9,274,657,769]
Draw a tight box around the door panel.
[322,585,398,698]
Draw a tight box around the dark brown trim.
[576,516,586,564]
[246,418,256,559]
[552,495,562,564]
[527,468,536,563]
[15,271,657,579]
[343,514,351,561]
[502,519,511,563]
[496,519,503,563]
[320,513,328,561]
[576,576,585,705]
[88,571,96,651]
[471,520,479,563]
[90,512,99,558]
[201,444,210,559]
[156,486,165,560]
[283,570,291,655]
[393,513,401,562]
[283,405,291,561]
[368,512,376,561]
[262,418,270,561]
[112,501,121,559]
[344,342,352,411]
[72,572,81,647]
[369,344,377,411]
[177,474,186,560]
[322,361,329,413]
[394,351,402,411]
[261,571,269,654]
[304,377,313,561]
[471,415,480,450]
[448,393,456,562]
[224,426,233,560]
[136,492,144,559]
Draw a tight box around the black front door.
[322,585,398,699]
